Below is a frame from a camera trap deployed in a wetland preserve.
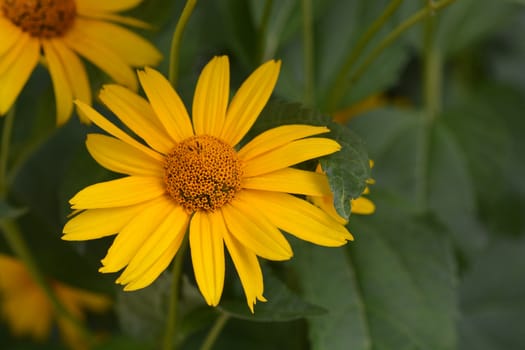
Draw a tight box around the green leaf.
[294,195,458,350]
[219,266,325,322]
[459,238,525,350]
[442,84,525,237]
[273,0,418,110]
[349,108,422,202]
[293,242,369,349]
[490,12,525,93]
[319,121,371,219]
[350,108,487,256]
[426,123,489,256]
[249,100,370,220]
[116,272,171,344]
[435,0,517,55]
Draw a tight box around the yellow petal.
[309,194,347,225]
[76,11,152,29]
[62,202,152,240]
[0,256,54,340]
[86,134,163,176]
[117,205,188,285]
[4,285,53,340]
[100,198,173,273]
[190,211,225,306]
[75,101,163,161]
[0,255,27,288]
[243,138,341,177]
[64,19,137,90]
[244,190,353,246]
[223,229,265,313]
[69,176,165,209]
[0,28,31,75]
[99,85,173,154]
[42,40,74,125]
[351,196,376,215]
[0,18,23,57]
[49,39,91,109]
[73,19,161,67]
[242,168,332,196]
[122,236,181,291]
[138,67,194,142]
[221,60,281,145]
[0,35,39,115]
[238,125,330,161]
[53,283,111,313]
[192,56,229,137]
[221,199,292,261]
[76,0,142,12]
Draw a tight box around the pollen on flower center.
[164,135,243,213]
[2,0,77,38]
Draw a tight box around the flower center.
[2,0,77,38]
[164,135,243,213]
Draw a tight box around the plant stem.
[326,0,405,111]
[199,313,230,350]
[423,1,442,121]
[0,219,93,343]
[416,0,443,210]
[162,235,189,350]
[0,106,15,198]
[257,0,273,64]
[301,0,315,106]
[169,0,198,88]
[329,0,456,111]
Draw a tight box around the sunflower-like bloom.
[62,56,353,312]
[0,254,111,349]
[0,0,162,124]
[310,162,375,225]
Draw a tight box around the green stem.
[0,106,15,198]
[301,0,315,106]
[423,2,442,121]
[326,0,405,111]
[162,235,189,350]
[0,219,93,343]
[416,0,443,210]
[168,0,198,88]
[199,313,230,350]
[329,0,456,111]
[257,0,273,64]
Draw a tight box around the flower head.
[0,254,110,349]
[63,56,352,312]
[0,0,162,124]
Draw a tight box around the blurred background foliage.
[1,0,525,349]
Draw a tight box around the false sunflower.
[0,0,162,124]
[0,254,110,349]
[63,56,353,312]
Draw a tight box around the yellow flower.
[310,161,375,225]
[0,254,111,349]
[0,0,162,124]
[63,56,353,312]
